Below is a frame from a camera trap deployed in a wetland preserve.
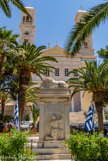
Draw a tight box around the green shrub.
[0,114,14,122]
[65,133,108,161]
[0,129,36,161]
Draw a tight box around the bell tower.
[19,7,35,45]
[75,10,94,56]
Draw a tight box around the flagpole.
[14,95,19,130]
[85,100,95,133]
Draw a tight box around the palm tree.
[0,28,18,83]
[65,2,108,57]
[12,41,58,121]
[0,0,29,17]
[30,104,39,131]
[97,45,108,62]
[25,82,39,105]
[67,61,108,133]
[0,92,7,115]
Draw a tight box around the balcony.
[22,21,33,25]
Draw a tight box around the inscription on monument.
[45,104,64,113]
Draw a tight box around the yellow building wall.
[82,92,93,112]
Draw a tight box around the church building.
[1,6,96,123]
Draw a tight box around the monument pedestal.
[36,78,71,160]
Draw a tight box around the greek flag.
[85,101,94,131]
[14,97,19,130]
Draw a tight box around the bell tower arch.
[75,10,94,56]
[19,7,35,45]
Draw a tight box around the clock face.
[24,31,30,36]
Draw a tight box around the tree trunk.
[94,99,104,133]
[18,70,30,121]
[95,105,104,133]
[1,98,5,115]
[0,54,5,83]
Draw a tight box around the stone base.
[37,140,64,148]
[33,141,71,160]
[37,153,71,160]
[33,147,71,160]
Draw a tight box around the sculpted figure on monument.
[45,114,64,140]
[41,77,68,88]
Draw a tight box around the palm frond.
[0,0,11,17]
[9,0,29,16]
[65,2,108,57]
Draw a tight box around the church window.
[55,68,59,76]
[65,68,69,76]
[23,16,25,22]
[84,41,88,48]
[30,17,32,22]
[26,16,29,22]
[45,70,50,76]
[25,16,32,23]
[73,69,78,77]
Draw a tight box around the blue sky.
[0,0,108,58]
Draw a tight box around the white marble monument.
[37,78,70,148]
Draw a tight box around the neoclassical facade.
[32,9,96,113]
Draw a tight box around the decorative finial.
[80,6,83,10]
[28,0,30,7]
[56,41,58,46]
[48,43,50,48]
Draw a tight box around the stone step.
[32,148,69,154]
[28,136,39,143]
[26,142,37,147]
[36,153,71,160]
[37,141,64,148]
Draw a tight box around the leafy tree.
[11,41,58,121]
[0,27,18,83]
[0,0,29,17]
[0,55,19,114]
[97,45,108,61]
[65,2,108,57]
[67,61,108,132]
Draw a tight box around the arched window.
[84,41,88,48]
[30,17,32,22]
[25,16,32,23]
[23,16,25,22]
[55,68,59,76]
[64,68,69,76]
[45,70,50,76]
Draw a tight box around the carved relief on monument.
[44,103,65,141]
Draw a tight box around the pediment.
[42,45,66,57]
[42,44,96,60]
